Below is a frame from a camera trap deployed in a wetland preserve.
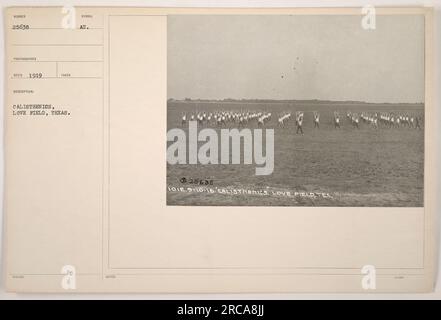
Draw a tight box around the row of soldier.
[180,110,422,131]
[181,111,272,127]
[346,111,422,129]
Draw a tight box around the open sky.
[168,14,424,103]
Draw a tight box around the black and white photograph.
[1,2,439,299]
[166,14,425,207]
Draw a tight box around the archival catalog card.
[3,6,437,293]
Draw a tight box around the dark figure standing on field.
[296,112,304,135]
[313,111,320,129]
[352,114,359,129]
[415,116,421,129]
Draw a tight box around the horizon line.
[167,98,424,105]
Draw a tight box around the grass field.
[167,101,424,207]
